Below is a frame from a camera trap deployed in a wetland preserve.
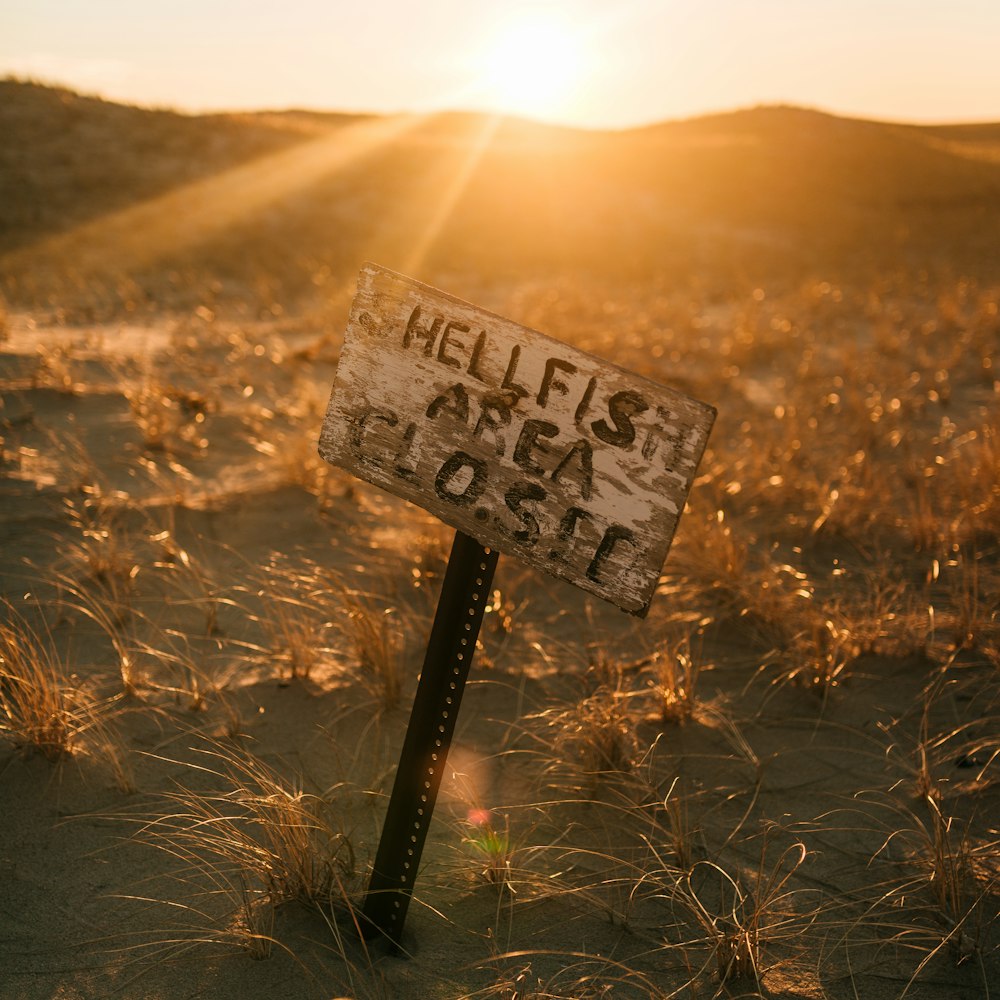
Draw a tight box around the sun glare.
[479,13,587,121]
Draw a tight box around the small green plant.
[464,809,516,891]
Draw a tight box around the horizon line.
[5,73,1000,134]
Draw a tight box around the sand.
[1,83,998,1000]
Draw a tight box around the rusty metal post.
[361,530,499,946]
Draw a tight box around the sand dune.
[1,81,998,999]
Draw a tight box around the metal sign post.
[361,531,498,945]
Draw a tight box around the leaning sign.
[321,264,715,947]
[320,263,715,617]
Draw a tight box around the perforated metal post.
[361,530,499,947]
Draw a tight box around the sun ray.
[401,114,501,278]
[2,113,424,277]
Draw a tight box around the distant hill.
[0,80,369,254]
[2,80,998,319]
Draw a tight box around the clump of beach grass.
[0,598,132,786]
[122,742,362,960]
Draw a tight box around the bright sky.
[3,0,999,127]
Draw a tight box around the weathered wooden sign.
[319,263,715,616]
[320,264,716,946]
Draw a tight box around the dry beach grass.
[1,79,999,998]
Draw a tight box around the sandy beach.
[1,81,999,999]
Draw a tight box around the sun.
[479,12,587,121]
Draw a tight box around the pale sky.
[3,0,999,127]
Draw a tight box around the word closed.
[319,264,715,616]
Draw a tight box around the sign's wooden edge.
[632,402,714,616]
